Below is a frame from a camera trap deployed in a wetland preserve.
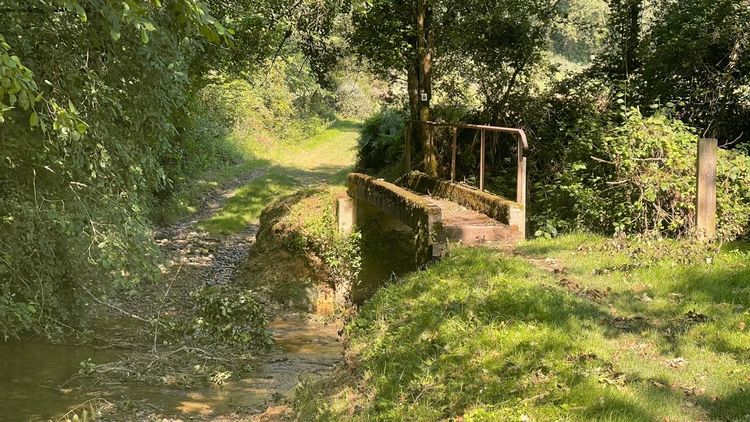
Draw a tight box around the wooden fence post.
[517,138,527,239]
[517,139,527,207]
[479,129,486,191]
[696,138,717,239]
[451,128,458,183]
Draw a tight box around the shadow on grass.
[699,387,750,421]
[324,242,750,420]
[346,249,617,418]
[198,162,352,234]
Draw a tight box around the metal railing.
[405,120,528,209]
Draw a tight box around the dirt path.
[161,168,342,420]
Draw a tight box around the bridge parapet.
[400,172,525,239]
[344,173,445,264]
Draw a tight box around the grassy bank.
[295,234,750,421]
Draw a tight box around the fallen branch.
[81,285,165,328]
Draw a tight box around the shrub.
[533,109,750,240]
[355,108,406,173]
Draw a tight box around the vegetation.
[355,109,407,176]
[532,110,750,239]
[189,285,272,351]
[198,119,360,234]
[1,0,749,420]
[351,0,750,240]
[295,234,750,420]
[0,0,363,337]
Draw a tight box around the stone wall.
[346,173,445,265]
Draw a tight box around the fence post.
[479,129,486,191]
[517,138,527,239]
[696,138,718,239]
[517,138,527,207]
[451,127,458,183]
[405,121,412,172]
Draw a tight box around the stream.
[0,169,343,421]
[0,318,341,421]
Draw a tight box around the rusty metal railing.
[404,120,528,209]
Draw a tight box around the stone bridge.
[337,171,525,266]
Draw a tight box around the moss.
[402,171,522,224]
[348,173,444,265]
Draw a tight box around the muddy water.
[0,318,341,421]
[0,339,120,421]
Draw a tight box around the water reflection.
[0,339,120,422]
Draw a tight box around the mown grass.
[160,119,360,233]
[295,234,750,421]
[198,120,360,234]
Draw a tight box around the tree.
[351,0,439,175]
[638,0,750,143]
[441,0,564,125]
[0,0,311,337]
[604,0,644,80]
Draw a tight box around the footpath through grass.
[295,234,750,421]
[162,120,360,233]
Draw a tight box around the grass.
[294,234,750,421]
[166,119,360,234]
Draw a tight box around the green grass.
[154,158,271,225]
[295,234,750,421]
[198,120,361,234]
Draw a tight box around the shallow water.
[0,317,341,421]
[0,339,120,421]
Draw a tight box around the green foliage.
[288,190,362,292]
[0,0,351,337]
[190,285,272,351]
[441,0,564,124]
[206,58,336,146]
[0,0,221,337]
[637,0,750,142]
[355,109,406,173]
[332,59,387,120]
[532,109,750,239]
[0,35,38,124]
[550,0,609,64]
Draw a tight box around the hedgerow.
[532,109,750,240]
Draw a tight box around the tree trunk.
[417,0,437,176]
[608,0,643,79]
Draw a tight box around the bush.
[355,109,406,174]
[533,109,750,240]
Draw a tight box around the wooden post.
[517,139,527,207]
[450,127,458,183]
[479,129,486,191]
[696,138,718,239]
[517,138,527,239]
[426,124,437,176]
[405,121,412,172]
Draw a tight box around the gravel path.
[155,169,265,288]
